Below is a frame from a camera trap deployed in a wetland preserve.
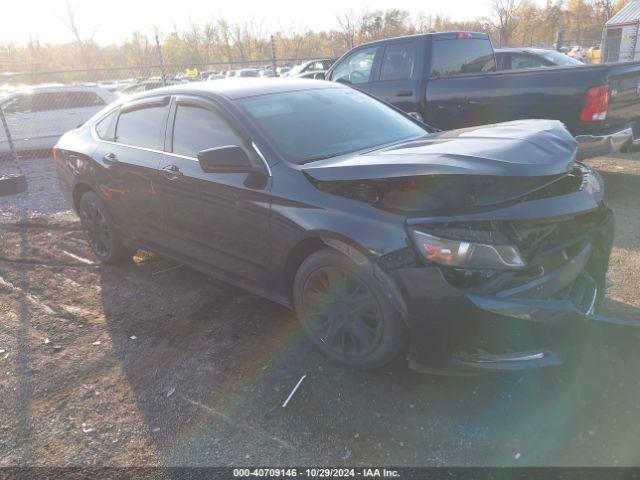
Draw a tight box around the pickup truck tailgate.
[606,61,640,134]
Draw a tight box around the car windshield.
[535,50,583,65]
[238,88,427,164]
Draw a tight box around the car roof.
[127,78,344,101]
[2,83,111,97]
[358,31,489,48]
[494,47,555,54]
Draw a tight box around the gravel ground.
[0,154,639,467]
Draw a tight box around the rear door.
[62,91,108,130]
[92,96,169,242]
[327,45,381,93]
[156,95,272,284]
[31,92,77,143]
[425,34,497,130]
[370,39,423,116]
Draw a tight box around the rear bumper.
[575,126,633,159]
[390,208,629,375]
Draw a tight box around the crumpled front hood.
[302,120,578,181]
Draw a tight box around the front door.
[156,96,271,285]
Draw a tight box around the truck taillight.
[580,84,609,122]
[456,32,472,39]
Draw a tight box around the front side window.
[115,104,168,149]
[172,104,245,158]
[331,47,378,84]
[380,43,415,81]
[239,87,426,164]
[2,94,31,114]
[31,92,66,112]
[431,39,496,77]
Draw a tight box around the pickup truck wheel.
[293,248,406,369]
[78,191,130,265]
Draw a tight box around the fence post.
[270,35,277,76]
[0,105,27,197]
[155,31,167,86]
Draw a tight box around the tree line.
[0,0,631,77]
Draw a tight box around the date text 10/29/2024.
[233,468,401,478]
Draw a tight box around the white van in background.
[0,84,116,153]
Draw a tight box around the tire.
[293,247,407,369]
[78,190,131,265]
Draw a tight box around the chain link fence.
[0,56,329,155]
[0,55,335,195]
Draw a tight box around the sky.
[1,0,530,46]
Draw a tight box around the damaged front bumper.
[389,198,630,374]
[575,126,633,160]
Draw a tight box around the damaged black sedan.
[53,79,614,373]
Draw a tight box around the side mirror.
[197,146,264,175]
[313,72,326,80]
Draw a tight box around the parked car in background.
[285,58,337,77]
[121,79,178,95]
[53,79,617,373]
[567,45,588,63]
[236,68,261,78]
[495,48,583,70]
[298,70,329,79]
[0,84,116,153]
[326,31,640,158]
[585,45,601,64]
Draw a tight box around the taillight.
[580,84,609,122]
[52,146,58,160]
[456,32,472,40]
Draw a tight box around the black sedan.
[495,48,584,70]
[53,79,616,374]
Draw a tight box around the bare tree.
[336,10,358,49]
[57,1,94,69]
[487,0,526,46]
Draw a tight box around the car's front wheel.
[78,190,131,265]
[293,248,407,369]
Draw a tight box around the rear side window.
[172,105,245,158]
[380,43,415,81]
[115,104,168,149]
[430,39,496,77]
[95,110,118,141]
[66,92,106,108]
[31,93,64,112]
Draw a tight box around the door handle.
[396,90,413,97]
[161,164,183,181]
[102,152,118,165]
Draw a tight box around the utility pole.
[270,35,277,76]
[155,30,167,86]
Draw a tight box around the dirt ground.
[0,155,639,467]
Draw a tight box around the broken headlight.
[410,230,526,270]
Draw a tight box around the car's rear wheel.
[78,191,131,264]
[293,248,406,368]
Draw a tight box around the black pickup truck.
[324,32,640,158]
